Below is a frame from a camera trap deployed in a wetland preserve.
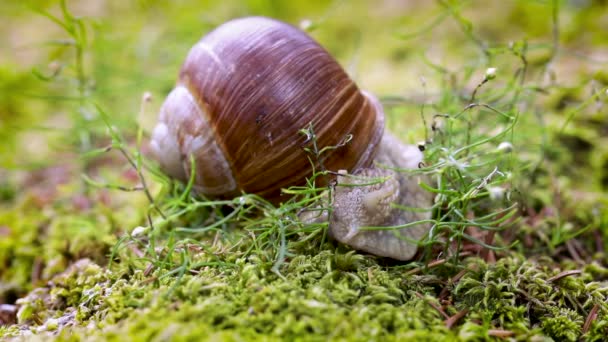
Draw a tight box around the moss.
[0,187,125,304]
[455,257,607,339]
[540,307,582,341]
[0,205,47,302]
[3,247,607,341]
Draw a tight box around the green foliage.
[4,251,606,340]
[456,257,607,339]
[0,67,42,168]
[540,307,582,341]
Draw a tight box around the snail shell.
[151,16,384,202]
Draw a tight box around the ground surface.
[1,1,608,341]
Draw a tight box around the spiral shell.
[151,17,384,202]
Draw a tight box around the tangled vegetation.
[1,0,607,341]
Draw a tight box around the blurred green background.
[2,0,606,170]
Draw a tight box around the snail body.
[327,132,432,260]
[151,16,432,260]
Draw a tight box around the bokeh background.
[2,0,606,169]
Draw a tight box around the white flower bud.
[131,226,148,237]
[497,141,513,153]
[142,91,153,103]
[299,19,313,31]
[485,67,497,80]
[487,186,505,201]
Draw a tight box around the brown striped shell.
[151,16,384,202]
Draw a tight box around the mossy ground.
[1,1,608,341]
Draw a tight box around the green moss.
[8,253,423,338]
[540,307,582,341]
[0,205,47,301]
[3,247,607,341]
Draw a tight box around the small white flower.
[487,186,505,201]
[485,67,497,80]
[299,19,313,31]
[239,196,250,205]
[497,141,513,153]
[142,91,153,102]
[432,116,446,132]
[131,226,148,237]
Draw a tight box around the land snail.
[150,16,433,261]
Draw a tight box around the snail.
[150,16,433,260]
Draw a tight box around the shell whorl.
[151,16,385,201]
